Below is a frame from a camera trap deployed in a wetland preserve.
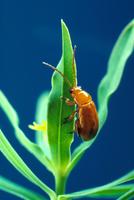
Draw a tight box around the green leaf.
[117,188,134,200]
[58,170,134,199]
[98,19,134,129]
[89,185,134,199]
[47,20,76,170]
[0,176,45,200]
[66,19,134,175]
[35,91,51,159]
[0,90,54,173]
[58,185,134,200]
[0,129,56,199]
[35,91,49,145]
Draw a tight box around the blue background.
[0,0,134,199]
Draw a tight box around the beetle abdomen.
[77,101,99,141]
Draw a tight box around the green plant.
[0,19,134,200]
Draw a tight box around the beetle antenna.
[42,61,72,88]
[72,45,77,87]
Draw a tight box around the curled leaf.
[66,19,134,175]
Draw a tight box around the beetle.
[43,46,99,141]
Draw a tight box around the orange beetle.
[43,47,99,141]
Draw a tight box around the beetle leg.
[63,109,78,124]
[67,119,81,137]
[60,96,75,106]
[68,119,80,136]
[75,119,81,138]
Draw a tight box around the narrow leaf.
[35,91,51,159]
[0,176,45,200]
[89,185,134,199]
[0,129,56,199]
[59,170,134,199]
[117,188,134,200]
[58,185,134,199]
[98,19,134,130]
[0,90,54,173]
[67,19,134,175]
[47,20,76,169]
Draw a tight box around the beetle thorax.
[70,86,92,106]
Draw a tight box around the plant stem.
[55,172,67,196]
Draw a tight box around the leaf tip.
[61,19,68,32]
[61,19,65,26]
